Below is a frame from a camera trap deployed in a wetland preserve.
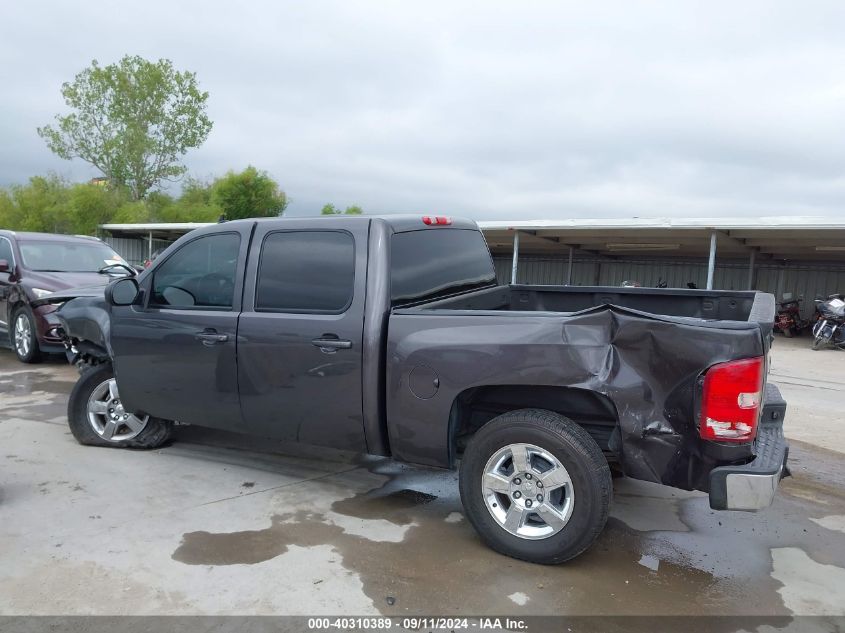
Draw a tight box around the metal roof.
[99,222,215,240]
[477,216,845,261]
[99,216,845,261]
[476,216,845,230]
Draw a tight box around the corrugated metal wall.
[495,255,845,318]
[103,236,174,266]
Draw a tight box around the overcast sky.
[2,1,844,219]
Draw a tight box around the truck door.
[110,226,252,429]
[237,219,368,451]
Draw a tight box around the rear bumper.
[708,386,789,511]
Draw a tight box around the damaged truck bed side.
[45,215,789,564]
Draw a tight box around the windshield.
[19,240,125,273]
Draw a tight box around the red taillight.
[699,357,764,442]
[422,215,452,225]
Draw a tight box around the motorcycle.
[775,295,809,337]
[811,294,845,350]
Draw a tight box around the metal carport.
[478,217,845,295]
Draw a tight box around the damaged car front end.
[35,286,114,369]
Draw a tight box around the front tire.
[12,307,41,363]
[459,409,611,564]
[67,363,173,449]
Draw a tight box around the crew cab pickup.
[46,216,789,563]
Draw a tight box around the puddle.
[638,554,660,572]
[0,371,75,396]
[174,513,311,565]
[331,487,437,526]
[172,476,789,617]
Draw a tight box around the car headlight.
[31,287,53,299]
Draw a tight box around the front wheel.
[67,363,173,449]
[459,409,611,564]
[12,307,41,363]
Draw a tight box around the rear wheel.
[12,307,41,363]
[67,363,173,449]
[459,409,611,564]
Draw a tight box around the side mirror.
[107,277,140,306]
[0,259,9,273]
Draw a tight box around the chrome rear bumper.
[708,385,789,511]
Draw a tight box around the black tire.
[67,363,173,449]
[459,408,611,564]
[11,306,42,363]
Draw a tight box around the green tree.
[161,177,220,222]
[111,200,152,224]
[10,175,72,233]
[321,203,363,215]
[67,183,126,234]
[212,166,286,220]
[0,189,19,229]
[38,55,213,200]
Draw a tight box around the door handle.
[311,337,353,353]
[195,330,229,346]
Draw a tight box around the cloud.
[1,0,844,219]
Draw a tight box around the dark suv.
[0,230,132,363]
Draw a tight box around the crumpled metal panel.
[53,294,112,358]
[386,304,767,489]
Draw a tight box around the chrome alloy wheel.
[14,313,32,357]
[482,442,575,540]
[86,378,148,442]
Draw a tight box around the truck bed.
[411,284,775,324]
[386,283,776,490]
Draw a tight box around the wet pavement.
[1,340,844,619]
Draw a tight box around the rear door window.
[255,231,354,313]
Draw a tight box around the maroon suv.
[0,231,133,363]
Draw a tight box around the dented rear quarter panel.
[386,305,767,489]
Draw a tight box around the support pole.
[567,246,574,285]
[747,249,756,290]
[706,231,717,290]
[148,231,153,261]
[510,231,520,285]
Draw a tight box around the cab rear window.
[390,229,496,305]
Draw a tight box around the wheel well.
[449,385,619,465]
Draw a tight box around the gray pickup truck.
[45,215,789,564]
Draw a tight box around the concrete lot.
[1,336,844,617]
